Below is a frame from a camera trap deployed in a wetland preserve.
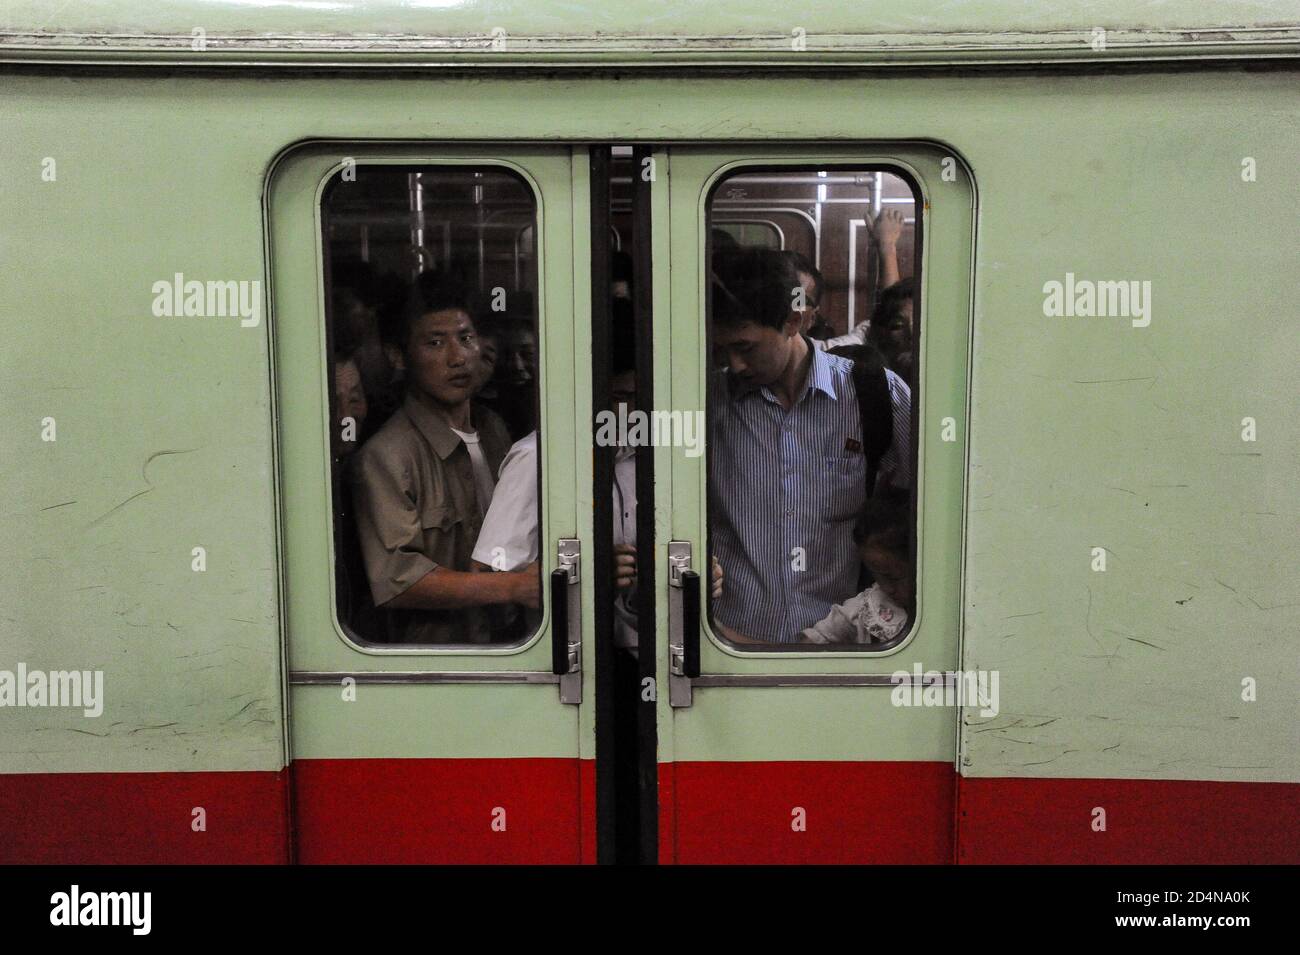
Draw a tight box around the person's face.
[797,270,820,334]
[712,318,800,388]
[880,298,913,354]
[499,327,538,388]
[333,359,368,457]
[476,335,499,390]
[610,369,637,417]
[401,308,481,409]
[860,538,913,608]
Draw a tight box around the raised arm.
[873,207,904,289]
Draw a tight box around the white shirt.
[472,431,538,570]
[812,320,871,352]
[471,433,640,651]
[800,583,909,644]
[450,425,496,518]
[611,446,638,650]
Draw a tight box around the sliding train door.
[269,144,597,863]
[652,145,975,863]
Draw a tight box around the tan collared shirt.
[350,394,511,644]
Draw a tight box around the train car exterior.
[1,0,1297,865]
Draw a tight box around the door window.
[705,167,920,648]
[322,166,543,647]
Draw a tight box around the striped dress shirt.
[708,345,911,643]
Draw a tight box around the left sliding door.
[268,144,593,863]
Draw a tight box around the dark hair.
[329,259,383,309]
[330,260,403,357]
[782,250,824,308]
[709,227,739,252]
[851,489,909,552]
[473,316,503,345]
[873,278,915,331]
[500,317,537,342]
[385,270,471,350]
[710,248,803,331]
[611,299,636,376]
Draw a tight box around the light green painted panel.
[957,79,1300,784]
[1,67,1295,785]
[1,79,285,774]
[674,688,957,763]
[648,151,679,764]
[568,153,600,765]
[290,684,577,759]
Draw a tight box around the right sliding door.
[653,145,975,863]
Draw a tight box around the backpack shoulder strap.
[849,352,893,499]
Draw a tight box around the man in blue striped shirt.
[709,250,911,643]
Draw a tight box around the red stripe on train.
[665,760,957,864]
[0,769,291,865]
[958,775,1300,864]
[579,758,598,865]
[291,757,584,864]
[656,760,676,864]
[665,762,1300,864]
[4,762,1297,863]
[0,759,583,865]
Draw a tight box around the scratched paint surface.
[0,108,283,771]
[0,67,1296,780]
[958,76,1300,781]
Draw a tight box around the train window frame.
[701,160,924,656]
[318,158,552,656]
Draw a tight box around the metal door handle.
[668,540,696,707]
[550,568,572,676]
[553,539,581,704]
[681,570,701,679]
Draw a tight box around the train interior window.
[323,166,543,647]
[706,168,919,649]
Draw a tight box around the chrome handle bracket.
[556,538,581,705]
[667,540,694,708]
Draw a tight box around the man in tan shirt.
[350,279,539,644]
